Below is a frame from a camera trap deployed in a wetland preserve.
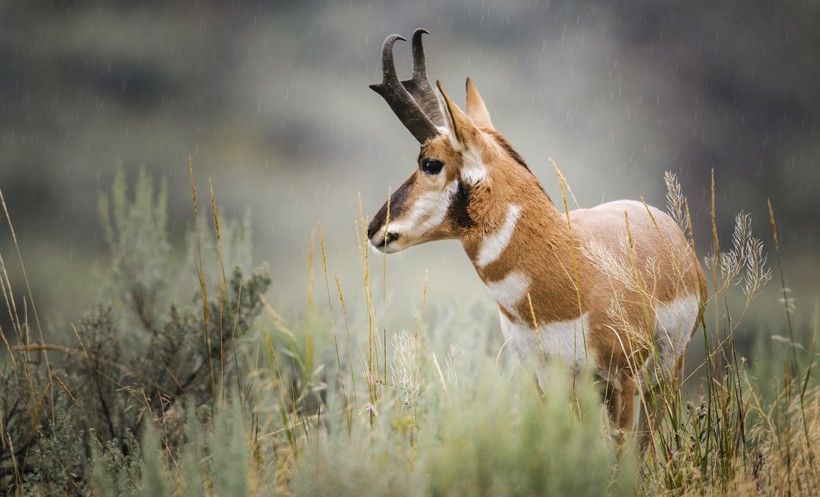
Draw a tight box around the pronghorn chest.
[466,201,594,369]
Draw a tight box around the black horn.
[401,29,445,127]
[370,32,441,144]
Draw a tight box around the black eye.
[420,158,445,175]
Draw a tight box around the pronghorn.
[366,29,706,444]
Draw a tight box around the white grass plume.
[704,211,772,300]
[390,330,420,409]
[664,171,688,235]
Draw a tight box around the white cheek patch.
[461,165,487,185]
[476,204,521,268]
[641,295,699,385]
[460,148,487,185]
[384,179,459,241]
[485,271,530,320]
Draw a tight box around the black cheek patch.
[448,180,475,229]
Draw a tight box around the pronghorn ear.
[465,78,494,130]
[437,80,477,148]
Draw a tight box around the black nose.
[367,222,378,239]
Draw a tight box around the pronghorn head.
[367,29,532,253]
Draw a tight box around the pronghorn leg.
[615,376,636,434]
[635,359,661,452]
[604,373,636,444]
[636,383,660,453]
[602,376,619,424]
[636,355,686,453]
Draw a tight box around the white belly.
[499,312,591,388]
[498,295,699,390]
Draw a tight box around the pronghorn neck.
[458,157,588,326]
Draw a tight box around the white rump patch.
[641,295,699,386]
[485,271,529,320]
[476,204,521,268]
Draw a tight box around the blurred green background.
[1,0,818,339]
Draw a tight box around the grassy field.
[1,169,817,496]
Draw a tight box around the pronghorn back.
[365,29,706,446]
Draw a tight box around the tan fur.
[368,77,706,443]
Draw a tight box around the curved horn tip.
[411,29,430,53]
[383,34,407,48]
[379,34,407,81]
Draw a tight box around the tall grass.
[0,168,817,496]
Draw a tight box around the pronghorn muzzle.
[367,173,415,252]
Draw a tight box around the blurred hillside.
[1,0,818,331]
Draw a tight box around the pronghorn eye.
[420,158,444,175]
